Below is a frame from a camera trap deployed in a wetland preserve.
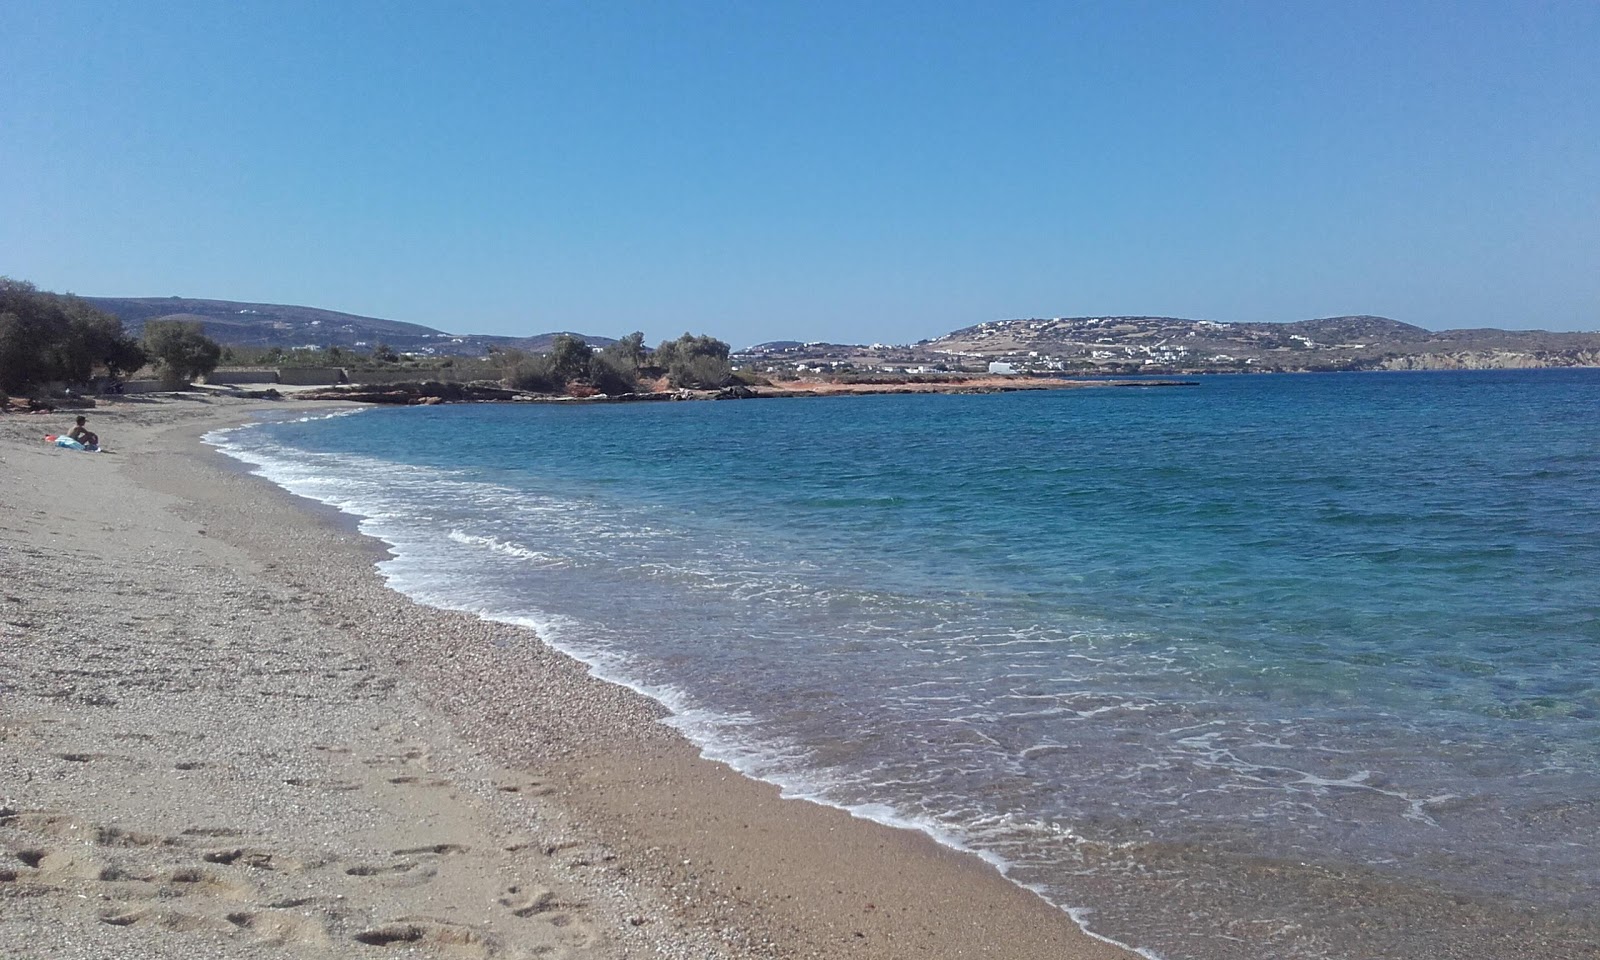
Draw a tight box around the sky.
[2,1,1597,346]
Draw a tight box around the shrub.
[604,331,647,368]
[143,320,222,386]
[507,353,558,393]
[547,335,593,384]
[656,332,732,389]
[671,353,733,389]
[588,351,639,394]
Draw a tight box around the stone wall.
[117,379,171,394]
[275,367,348,386]
[203,368,280,385]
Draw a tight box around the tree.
[143,320,222,386]
[604,331,647,369]
[84,316,147,379]
[0,277,146,393]
[506,353,559,393]
[588,351,639,394]
[0,310,46,395]
[655,332,732,389]
[547,335,593,385]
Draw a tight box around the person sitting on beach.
[68,415,99,449]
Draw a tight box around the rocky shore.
[285,375,1196,406]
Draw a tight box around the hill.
[737,315,1600,374]
[82,295,1597,373]
[915,314,1600,372]
[84,297,614,357]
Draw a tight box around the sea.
[208,370,1600,960]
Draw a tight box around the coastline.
[1,395,1136,959]
[288,374,1198,406]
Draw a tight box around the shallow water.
[211,370,1600,959]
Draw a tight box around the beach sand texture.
[0,397,1132,960]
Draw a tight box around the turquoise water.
[213,371,1600,959]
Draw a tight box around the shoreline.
[2,395,1137,959]
[282,375,1197,406]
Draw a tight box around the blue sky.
[3,1,1596,345]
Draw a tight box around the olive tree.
[655,333,732,389]
[0,277,146,393]
[143,319,222,386]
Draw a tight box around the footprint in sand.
[17,846,128,884]
[498,885,571,918]
[14,849,46,868]
[495,779,557,798]
[343,860,422,877]
[1,809,79,838]
[4,810,346,953]
[163,865,257,899]
[388,774,453,787]
[393,843,469,857]
[182,826,245,839]
[283,777,362,791]
[55,751,117,763]
[364,742,430,768]
[98,907,233,934]
[96,863,153,882]
[225,909,331,947]
[352,917,492,957]
[497,884,598,949]
[3,810,170,851]
[94,824,172,848]
[202,847,289,870]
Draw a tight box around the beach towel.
[45,435,98,452]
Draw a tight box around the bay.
[211,370,1600,959]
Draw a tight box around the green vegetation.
[501,346,562,394]
[1,277,736,402]
[607,331,647,368]
[143,319,222,386]
[0,278,147,394]
[506,333,640,395]
[591,334,649,393]
[497,331,733,395]
[216,343,501,383]
[654,332,732,388]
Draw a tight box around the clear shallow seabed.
[211,370,1600,959]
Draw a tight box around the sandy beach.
[0,395,1136,960]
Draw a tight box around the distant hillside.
[82,295,1597,372]
[735,314,1600,374]
[1241,315,1432,343]
[916,314,1600,371]
[510,331,620,353]
[741,340,860,354]
[85,297,615,357]
[930,314,1434,354]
